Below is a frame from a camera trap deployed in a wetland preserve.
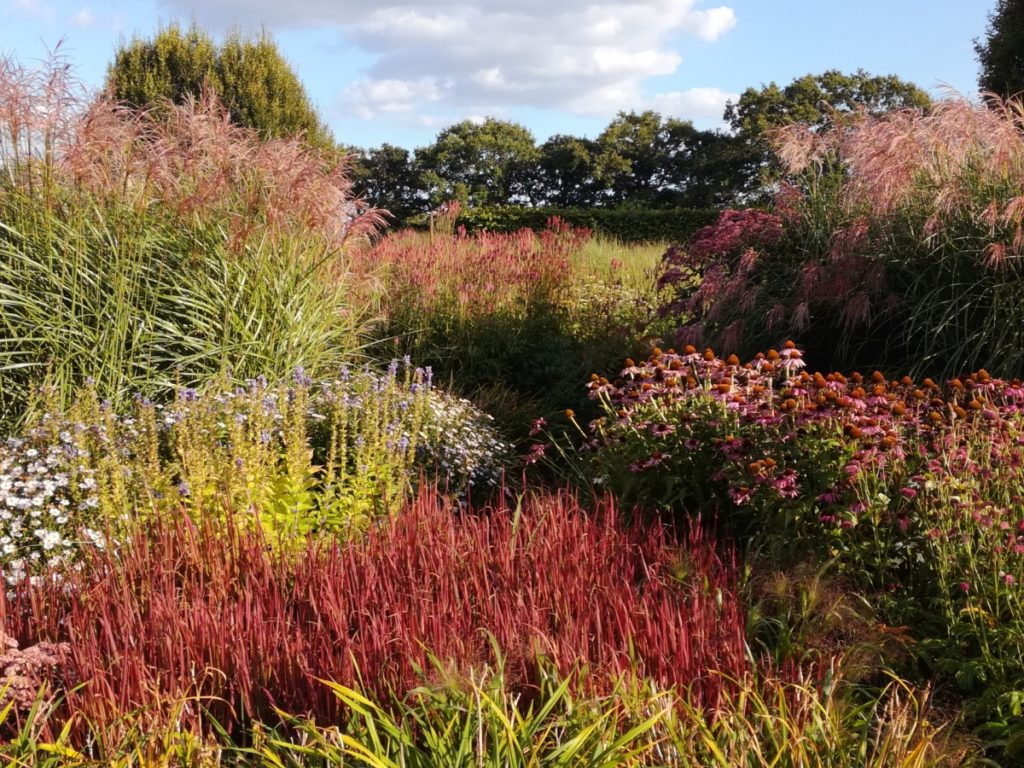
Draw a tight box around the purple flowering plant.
[0,361,510,569]
[586,344,870,545]
[909,424,1024,736]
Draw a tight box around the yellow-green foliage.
[576,235,667,290]
[3,364,508,575]
[258,668,972,768]
[107,21,335,150]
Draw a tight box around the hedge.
[409,206,719,243]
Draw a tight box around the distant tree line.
[347,69,931,223]
[105,24,936,225]
[347,113,751,221]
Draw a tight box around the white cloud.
[650,86,738,122]
[680,6,737,42]
[8,0,55,22]
[159,0,737,125]
[472,67,505,89]
[344,77,448,118]
[71,6,93,27]
[360,8,471,43]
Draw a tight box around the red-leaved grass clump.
[1,488,747,738]
[658,96,1024,376]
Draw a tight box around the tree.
[976,0,1024,98]
[724,69,931,137]
[721,69,931,200]
[536,134,599,207]
[593,111,703,207]
[415,118,539,207]
[106,22,334,150]
[351,143,426,224]
[669,130,763,208]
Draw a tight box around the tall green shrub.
[432,206,717,244]
[107,22,334,150]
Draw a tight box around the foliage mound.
[0,363,509,582]
[582,343,1024,750]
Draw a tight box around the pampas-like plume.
[0,51,384,251]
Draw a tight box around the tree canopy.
[719,69,931,201]
[593,111,701,207]
[339,69,932,218]
[107,27,934,219]
[107,22,334,150]
[536,134,599,207]
[724,69,933,137]
[724,69,932,137]
[415,118,540,207]
[349,144,425,223]
[976,0,1024,98]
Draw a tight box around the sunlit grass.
[575,234,667,290]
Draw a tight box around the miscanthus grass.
[0,51,384,425]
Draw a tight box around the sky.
[0,0,994,150]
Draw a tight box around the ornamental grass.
[0,487,747,742]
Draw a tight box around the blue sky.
[0,0,992,150]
